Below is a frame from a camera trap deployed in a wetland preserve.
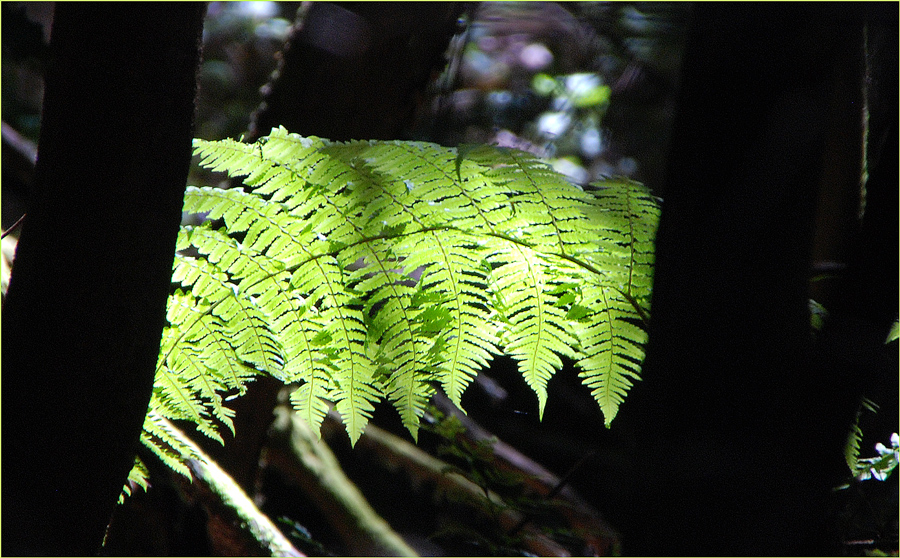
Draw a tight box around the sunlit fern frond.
[144,127,659,469]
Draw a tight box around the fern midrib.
[395,142,504,238]
[177,258,266,388]
[177,187,346,378]
[595,286,616,408]
[424,147,566,393]
[505,149,570,258]
[330,150,470,403]
[623,184,639,303]
[317,185,424,423]
[522,248,550,413]
[378,141,508,386]
[160,370,205,424]
[263,144,429,421]
[425,228,468,403]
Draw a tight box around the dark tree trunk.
[2,3,206,555]
[249,2,466,142]
[616,4,883,554]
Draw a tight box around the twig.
[1,121,38,165]
[507,449,598,536]
[2,214,26,239]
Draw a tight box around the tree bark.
[2,3,206,554]
[249,2,466,142]
[616,4,876,554]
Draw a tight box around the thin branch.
[2,214,26,239]
[2,120,38,165]
[507,449,598,536]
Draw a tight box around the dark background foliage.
[2,2,896,555]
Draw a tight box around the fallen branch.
[340,413,575,557]
[265,406,419,557]
[147,416,304,557]
[431,392,620,555]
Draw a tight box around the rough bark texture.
[616,4,892,554]
[2,3,206,554]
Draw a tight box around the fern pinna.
[140,126,658,477]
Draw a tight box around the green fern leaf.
[119,457,151,504]
[140,406,203,478]
[148,127,659,462]
[488,246,577,417]
[574,283,647,426]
